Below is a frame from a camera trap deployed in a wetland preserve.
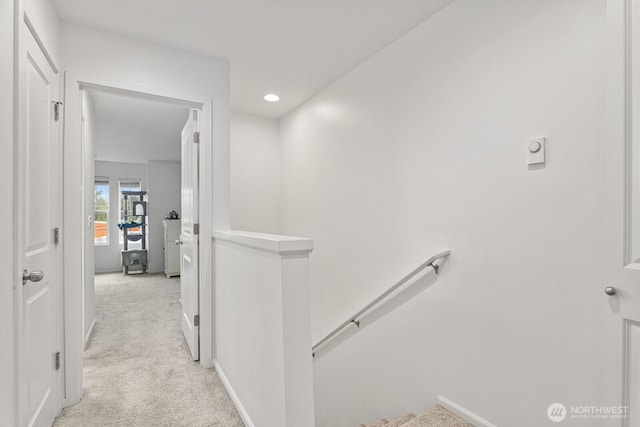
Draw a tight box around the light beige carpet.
[54,273,245,427]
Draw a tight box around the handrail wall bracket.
[429,262,439,274]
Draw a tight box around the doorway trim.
[79,81,204,109]
[62,78,215,406]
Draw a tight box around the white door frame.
[61,79,216,406]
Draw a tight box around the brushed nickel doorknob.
[605,286,617,296]
[22,269,44,285]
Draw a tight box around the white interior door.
[17,17,61,427]
[606,2,640,425]
[180,109,200,361]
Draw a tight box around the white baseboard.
[214,360,255,427]
[437,395,496,427]
[84,318,96,350]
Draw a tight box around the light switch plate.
[527,137,545,165]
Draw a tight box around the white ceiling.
[54,0,454,119]
[89,90,189,163]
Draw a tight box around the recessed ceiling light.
[264,94,280,102]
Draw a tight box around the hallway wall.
[230,113,281,234]
[280,0,607,425]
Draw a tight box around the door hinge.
[53,227,60,245]
[193,131,200,144]
[193,223,199,235]
[194,314,200,327]
[55,352,61,370]
[53,101,63,121]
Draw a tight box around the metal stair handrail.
[312,250,451,355]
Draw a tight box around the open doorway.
[54,84,241,424]
[85,90,188,275]
[57,27,229,409]
[79,87,203,381]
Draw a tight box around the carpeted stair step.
[402,405,474,427]
[386,413,416,426]
[356,404,474,427]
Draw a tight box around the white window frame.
[94,178,110,246]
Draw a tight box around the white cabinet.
[163,219,181,278]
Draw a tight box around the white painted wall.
[230,113,280,234]
[94,161,148,273]
[147,160,181,273]
[280,1,607,426]
[94,113,184,164]
[82,92,96,345]
[62,23,229,403]
[214,230,314,427]
[0,0,15,423]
